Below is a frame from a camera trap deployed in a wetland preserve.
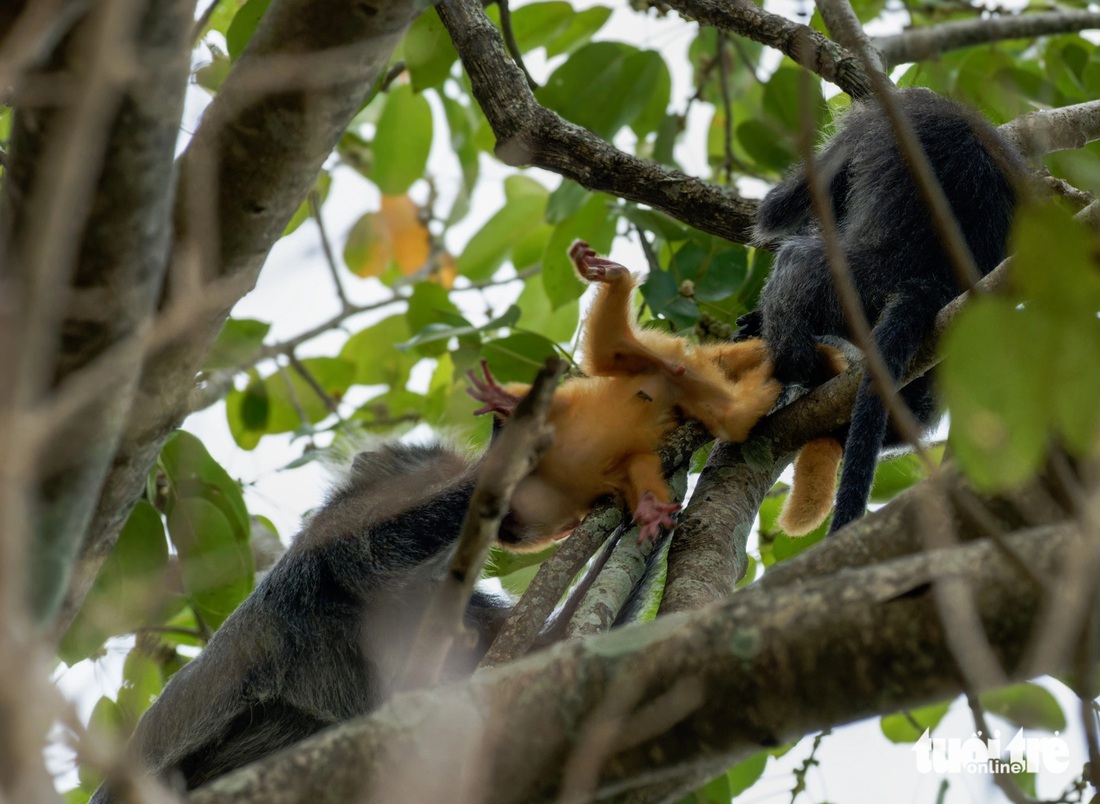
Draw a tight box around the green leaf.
[546,6,611,56]
[404,9,458,91]
[505,2,573,52]
[727,751,768,797]
[160,431,250,543]
[457,189,548,280]
[626,50,672,138]
[981,683,1066,732]
[226,371,266,450]
[225,0,271,61]
[617,207,690,243]
[204,318,271,371]
[763,65,825,133]
[484,544,555,583]
[258,357,355,433]
[442,96,480,225]
[58,501,170,665]
[537,42,668,140]
[771,522,826,561]
[869,452,938,502]
[515,276,579,345]
[80,697,126,789]
[369,84,433,195]
[117,648,163,726]
[639,268,699,330]
[880,701,951,743]
[940,299,1049,489]
[282,172,332,237]
[194,51,231,94]
[401,306,521,351]
[542,193,616,309]
[1011,201,1100,317]
[480,332,561,382]
[340,316,415,386]
[736,118,796,173]
[406,283,461,357]
[167,498,254,631]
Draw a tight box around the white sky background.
[49,0,1095,800]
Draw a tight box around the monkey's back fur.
[748,88,1024,533]
[91,444,509,801]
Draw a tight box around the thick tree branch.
[437,0,758,244]
[877,12,1100,70]
[0,0,195,629]
[190,523,1078,804]
[55,0,422,635]
[1001,99,1100,159]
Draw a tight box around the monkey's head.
[495,473,581,553]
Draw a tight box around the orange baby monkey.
[467,240,782,547]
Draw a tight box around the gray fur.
[91,444,510,801]
[741,88,1023,533]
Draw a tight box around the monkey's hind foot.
[467,360,523,417]
[633,492,680,544]
[569,239,631,284]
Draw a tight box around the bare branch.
[659,0,871,99]
[1001,99,1100,159]
[878,12,1100,70]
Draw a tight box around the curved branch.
[662,0,871,99]
[437,0,758,244]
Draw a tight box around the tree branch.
[877,12,1100,70]
[190,523,1081,804]
[437,0,758,244]
[54,0,423,636]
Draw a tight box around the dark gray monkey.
[91,444,513,801]
[739,87,1024,533]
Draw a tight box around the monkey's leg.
[759,236,843,386]
[829,293,935,534]
[699,338,771,380]
[570,240,685,378]
[621,453,679,543]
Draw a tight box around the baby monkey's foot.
[466,360,522,417]
[569,239,630,283]
[633,492,681,544]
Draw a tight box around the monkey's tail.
[778,437,843,536]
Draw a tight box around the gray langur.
[90,444,514,802]
[738,88,1024,535]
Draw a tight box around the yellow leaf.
[380,194,430,274]
[431,251,457,290]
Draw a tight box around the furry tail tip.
[778,437,844,536]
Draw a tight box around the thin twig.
[497,0,538,91]
[309,190,351,313]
